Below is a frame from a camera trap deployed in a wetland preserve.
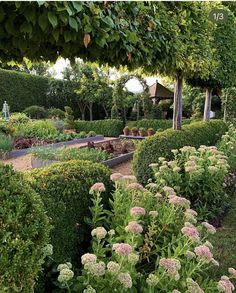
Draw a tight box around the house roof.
[149,81,174,99]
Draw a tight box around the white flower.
[81,253,97,265]
[118,272,132,288]
[91,227,107,240]
[107,261,120,274]
[58,268,74,283]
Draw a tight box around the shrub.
[218,124,236,171]
[0,122,15,135]
[47,108,65,119]
[56,176,233,292]
[150,145,229,220]
[24,105,48,119]
[26,160,113,265]
[87,130,96,137]
[0,164,50,293]
[75,119,123,137]
[64,106,76,130]
[133,120,228,184]
[52,118,64,132]
[9,112,30,125]
[18,120,59,139]
[0,134,13,153]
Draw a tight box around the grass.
[210,193,236,281]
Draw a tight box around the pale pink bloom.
[110,173,123,181]
[186,209,198,216]
[172,290,181,293]
[169,195,190,208]
[202,222,216,234]
[149,211,158,217]
[130,207,146,216]
[181,223,200,242]
[218,276,235,293]
[107,261,120,274]
[81,253,97,265]
[91,227,107,239]
[118,272,132,288]
[163,186,175,194]
[127,182,145,191]
[125,221,143,234]
[159,258,181,280]
[194,245,213,261]
[112,243,132,256]
[123,175,137,183]
[186,278,204,293]
[85,261,105,276]
[90,182,105,193]
[228,267,236,278]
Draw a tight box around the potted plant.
[147,128,155,136]
[123,126,130,136]
[131,127,138,136]
[139,127,146,137]
[64,106,76,133]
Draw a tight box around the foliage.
[87,131,96,137]
[133,120,228,185]
[9,112,30,125]
[0,121,15,135]
[31,146,111,163]
[47,108,65,119]
[0,134,13,152]
[221,88,236,122]
[17,120,59,139]
[56,176,233,292]
[0,164,50,293]
[151,146,229,220]
[149,104,163,119]
[75,119,123,137]
[52,118,64,132]
[26,160,112,265]
[218,124,236,171]
[24,105,48,119]
[64,106,75,130]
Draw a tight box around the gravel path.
[111,160,133,175]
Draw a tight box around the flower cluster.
[90,182,105,193]
[218,275,235,293]
[112,243,132,256]
[125,221,143,234]
[57,263,74,283]
[91,227,107,239]
[181,222,200,242]
[159,258,181,280]
[130,206,146,216]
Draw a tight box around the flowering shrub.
[56,176,235,292]
[218,124,236,171]
[150,145,229,220]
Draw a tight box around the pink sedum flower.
[110,173,123,181]
[81,253,97,265]
[125,221,143,234]
[181,223,200,242]
[228,268,236,279]
[112,243,132,256]
[169,195,190,208]
[90,182,105,193]
[159,258,181,280]
[194,245,213,262]
[130,207,146,216]
[202,222,216,234]
[127,182,145,191]
[218,276,235,293]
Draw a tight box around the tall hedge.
[133,120,228,185]
[26,160,112,265]
[0,164,50,293]
[127,119,192,131]
[75,119,123,137]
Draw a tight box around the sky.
[49,58,158,93]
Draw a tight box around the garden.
[1,2,236,293]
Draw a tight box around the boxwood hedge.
[127,119,192,131]
[75,119,123,137]
[133,120,228,185]
[27,160,112,265]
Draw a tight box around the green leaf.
[72,2,82,13]
[52,29,60,42]
[37,1,45,7]
[84,24,92,33]
[5,19,15,35]
[38,14,48,31]
[126,31,138,44]
[20,22,32,35]
[96,38,107,48]
[69,17,78,32]
[15,2,22,9]
[102,16,115,28]
[48,12,58,28]
[64,31,72,43]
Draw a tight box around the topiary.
[47,108,65,119]
[64,106,76,130]
[0,164,51,293]
[26,160,113,265]
[23,105,48,119]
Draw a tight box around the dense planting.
[0,164,50,293]
[133,120,228,184]
[27,160,113,264]
[75,120,123,137]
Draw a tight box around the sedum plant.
[55,175,235,293]
[150,145,229,220]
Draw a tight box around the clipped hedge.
[127,119,192,131]
[133,120,228,185]
[75,119,123,137]
[27,160,112,265]
[0,164,50,293]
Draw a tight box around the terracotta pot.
[147,130,155,136]
[64,129,76,134]
[131,130,138,136]
[123,129,130,136]
[139,130,146,137]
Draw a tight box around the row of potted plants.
[123,126,155,137]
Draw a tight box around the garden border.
[9,135,104,158]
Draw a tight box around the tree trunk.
[136,101,140,121]
[88,103,93,121]
[78,103,86,120]
[223,90,228,123]
[102,105,109,118]
[173,73,183,130]
[203,87,213,121]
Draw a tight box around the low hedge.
[26,160,112,265]
[0,164,50,293]
[133,120,228,185]
[75,119,123,137]
[127,119,192,131]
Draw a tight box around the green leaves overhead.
[48,11,58,28]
